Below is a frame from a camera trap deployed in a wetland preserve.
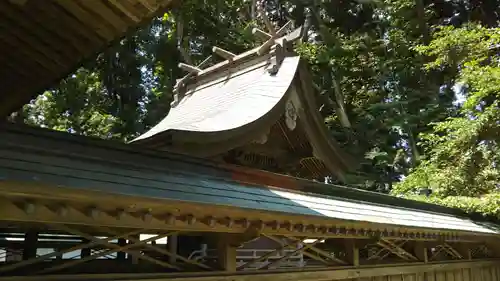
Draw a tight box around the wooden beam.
[216,235,237,272]
[179,63,202,74]
[345,239,359,266]
[376,239,419,261]
[168,234,178,264]
[76,0,127,32]
[414,241,428,263]
[260,238,322,270]
[0,0,79,61]
[108,0,140,22]
[285,235,347,265]
[0,183,491,243]
[22,230,38,260]
[442,243,463,259]
[137,0,155,12]
[252,28,272,40]
[33,1,100,46]
[237,235,295,270]
[129,234,140,265]
[38,230,176,274]
[0,260,497,281]
[102,227,211,270]
[263,235,333,266]
[53,0,114,40]
[80,238,91,258]
[212,47,236,60]
[0,229,143,274]
[117,238,127,261]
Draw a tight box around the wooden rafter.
[0,0,177,118]
[100,226,213,270]
[258,238,322,269]
[369,239,418,261]
[0,212,496,277]
[442,243,463,259]
[430,243,468,261]
[39,225,178,274]
[264,234,332,266]
[285,235,347,265]
[0,228,144,274]
[0,185,480,244]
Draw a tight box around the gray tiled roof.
[0,126,499,235]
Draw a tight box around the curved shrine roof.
[134,56,300,140]
[132,28,356,182]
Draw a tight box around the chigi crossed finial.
[173,6,295,96]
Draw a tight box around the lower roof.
[0,0,175,117]
[0,123,499,235]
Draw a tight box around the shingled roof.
[0,123,499,237]
[0,0,175,118]
[132,26,356,182]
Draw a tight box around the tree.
[394,24,500,218]
[21,0,255,142]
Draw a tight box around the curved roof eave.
[132,56,301,145]
[294,64,358,178]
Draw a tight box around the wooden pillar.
[454,244,472,260]
[81,238,91,258]
[117,238,127,260]
[54,248,63,260]
[345,239,359,266]
[414,241,428,263]
[217,236,237,272]
[129,234,140,264]
[22,230,38,260]
[168,234,178,264]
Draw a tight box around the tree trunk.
[332,75,352,128]
[415,0,430,44]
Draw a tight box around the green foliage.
[294,0,448,190]
[401,193,500,219]
[23,0,254,142]
[394,24,500,216]
[24,69,120,139]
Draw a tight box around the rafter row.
[0,197,470,243]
